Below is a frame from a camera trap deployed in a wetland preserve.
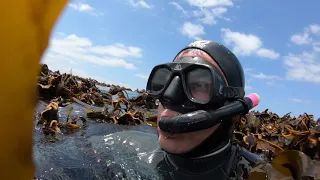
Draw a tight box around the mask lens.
[186,68,213,102]
[149,68,171,92]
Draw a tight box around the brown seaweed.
[233,110,320,161]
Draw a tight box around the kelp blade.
[271,150,316,179]
[0,0,68,179]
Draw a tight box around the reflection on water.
[33,101,159,180]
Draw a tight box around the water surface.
[34,100,159,180]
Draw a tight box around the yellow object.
[0,0,68,179]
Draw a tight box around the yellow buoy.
[0,0,68,179]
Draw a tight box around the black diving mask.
[146,58,245,113]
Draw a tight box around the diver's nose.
[162,76,183,103]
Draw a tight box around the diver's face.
[157,103,220,154]
[156,49,227,155]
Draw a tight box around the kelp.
[38,64,156,109]
[233,109,320,162]
[248,150,317,180]
[38,102,87,135]
[37,64,158,135]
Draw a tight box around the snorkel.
[158,93,260,134]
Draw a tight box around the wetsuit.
[150,143,260,180]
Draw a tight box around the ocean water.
[33,96,159,179]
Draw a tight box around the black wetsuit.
[149,140,265,180]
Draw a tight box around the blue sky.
[42,0,320,118]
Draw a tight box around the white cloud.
[43,34,143,70]
[69,3,93,12]
[170,1,233,26]
[309,24,320,34]
[290,32,312,45]
[221,28,262,55]
[90,44,143,58]
[256,48,280,60]
[245,69,283,85]
[213,7,229,19]
[220,28,281,60]
[289,98,311,104]
[68,2,103,16]
[283,51,320,83]
[197,7,228,25]
[251,73,282,80]
[284,24,320,83]
[290,24,320,45]
[169,2,188,16]
[180,22,205,40]
[135,74,149,79]
[128,0,153,9]
[187,0,233,7]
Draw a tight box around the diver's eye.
[189,82,210,91]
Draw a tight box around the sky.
[42,0,320,118]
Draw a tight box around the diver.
[144,40,265,180]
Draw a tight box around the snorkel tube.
[158,93,260,134]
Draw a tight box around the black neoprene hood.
[174,40,245,88]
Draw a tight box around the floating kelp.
[233,109,320,161]
[37,101,86,135]
[37,64,158,135]
[37,64,156,108]
[248,150,316,179]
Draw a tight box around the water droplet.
[105,140,114,145]
[104,136,113,142]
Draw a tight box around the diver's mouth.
[161,130,178,139]
[159,113,182,139]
